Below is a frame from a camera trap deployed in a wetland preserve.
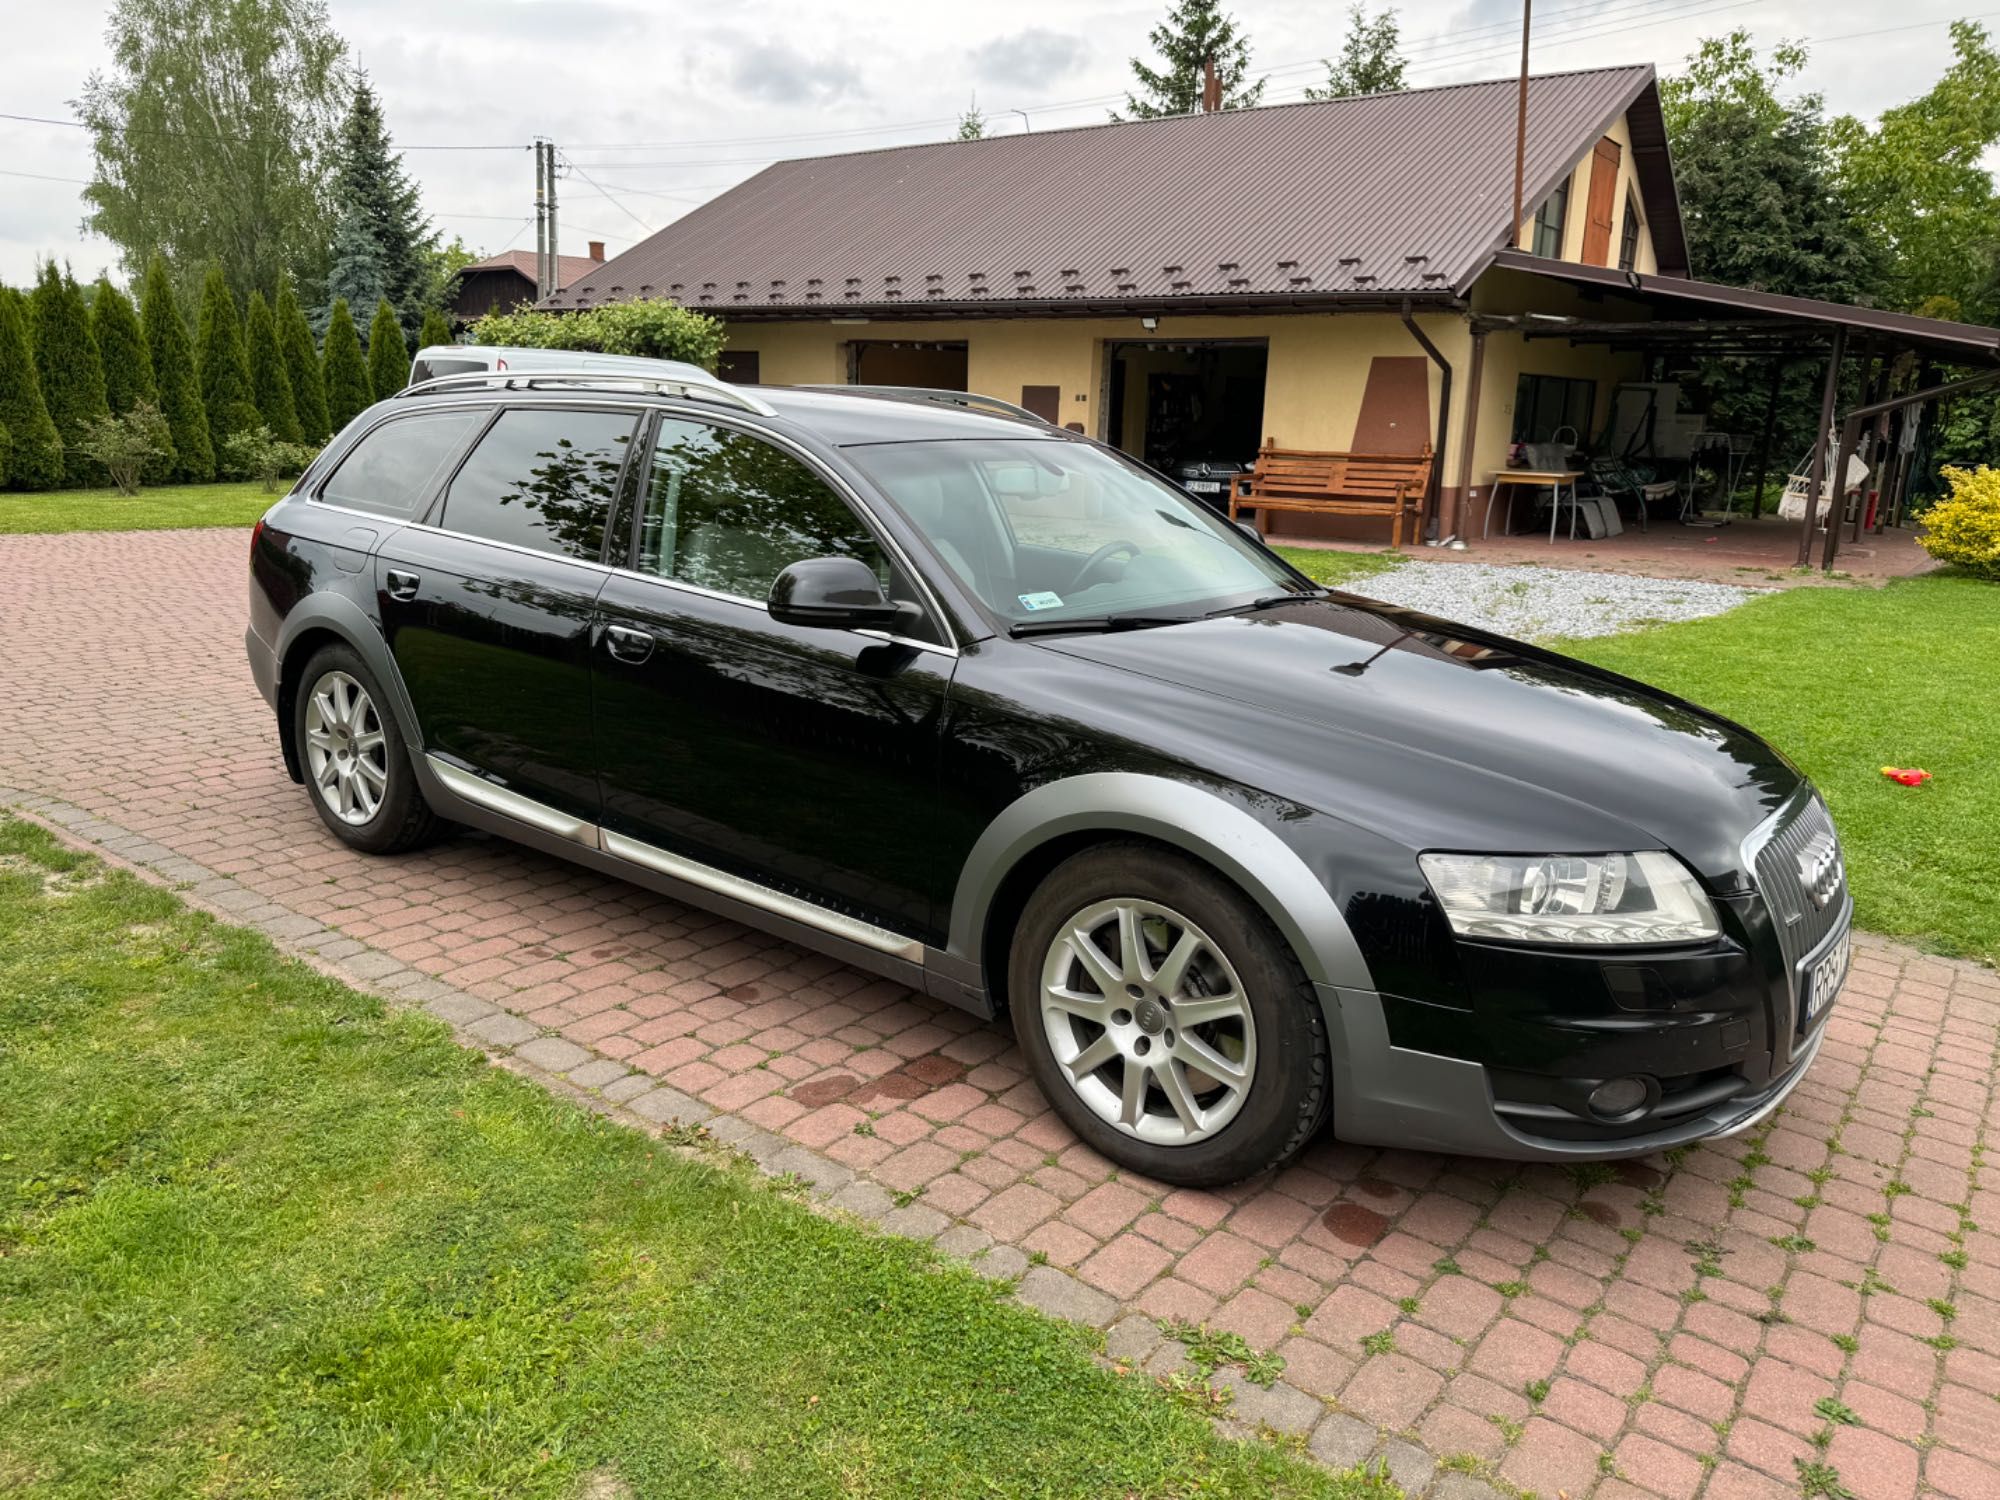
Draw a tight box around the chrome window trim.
[307,400,499,516]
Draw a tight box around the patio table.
[1485,468,1586,542]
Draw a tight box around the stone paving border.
[3,785,1467,1496]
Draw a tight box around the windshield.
[845,438,1306,628]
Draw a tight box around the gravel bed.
[1341,560,1757,641]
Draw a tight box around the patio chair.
[1586,455,1677,533]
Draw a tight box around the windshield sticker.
[1017,591,1065,612]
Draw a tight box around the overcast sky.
[4,0,1991,289]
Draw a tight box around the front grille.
[1752,795,1846,974]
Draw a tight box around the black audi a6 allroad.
[246,367,1849,1187]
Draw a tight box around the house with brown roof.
[452,242,608,324]
[545,65,2000,549]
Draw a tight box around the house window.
[1511,374,1596,445]
[1532,175,1570,258]
[1617,191,1642,271]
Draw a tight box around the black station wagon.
[246,368,1850,1187]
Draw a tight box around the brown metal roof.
[548,65,1680,319]
[1485,250,2000,365]
[467,250,606,292]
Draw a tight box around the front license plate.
[1801,925,1850,1025]
[1185,480,1221,493]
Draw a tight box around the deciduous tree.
[0,288,63,491]
[140,255,210,481]
[245,290,302,443]
[76,0,348,305]
[91,277,156,417]
[367,297,408,397]
[275,278,330,443]
[321,299,372,431]
[196,264,259,459]
[1306,6,1407,100]
[29,263,112,487]
[1119,0,1263,119]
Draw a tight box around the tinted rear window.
[438,407,638,560]
[319,410,485,518]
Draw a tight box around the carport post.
[1796,324,1846,565]
[1748,357,1785,519]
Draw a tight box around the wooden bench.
[1229,443,1433,548]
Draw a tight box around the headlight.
[1418,851,1719,945]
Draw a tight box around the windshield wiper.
[1207,589,1328,618]
[1009,613,1197,638]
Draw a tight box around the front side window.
[847,438,1302,628]
[1533,174,1570,258]
[637,418,886,601]
[1617,191,1642,271]
[320,409,484,518]
[438,406,637,560]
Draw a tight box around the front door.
[592,415,953,939]
[375,403,641,823]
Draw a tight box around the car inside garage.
[1104,339,1268,498]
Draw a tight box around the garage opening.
[847,340,968,390]
[1105,339,1268,496]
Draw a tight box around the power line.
[0,167,92,185]
[0,109,524,151]
[558,153,654,235]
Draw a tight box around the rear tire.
[1009,841,1330,1187]
[293,643,442,854]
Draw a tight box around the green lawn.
[0,818,1386,1500]
[1568,572,2000,967]
[0,481,275,535]
[1271,545,1406,588]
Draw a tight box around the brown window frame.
[1532,175,1571,258]
[1617,191,1643,272]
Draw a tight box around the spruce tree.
[328,75,434,340]
[319,212,389,333]
[322,299,373,431]
[0,287,63,490]
[195,263,258,459]
[140,255,212,481]
[245,290,302,442]
[419,306,454,353]
[275,277,329,443]
[1120,0,1264,118]
[29,263,113,486]
[91,277,156,416]
[367,297,408,398]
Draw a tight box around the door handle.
[384,568,421,601]
[604,624,655,664]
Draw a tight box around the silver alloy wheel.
[1039,898,1257,1146]
[303,669,389,826]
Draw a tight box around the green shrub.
[29,263,112,486]
[1921,466,2000,579]
[140,256,212,482]
[418,306,455,352]
[0,417,10,487]
[468,298,727,370]
[76,400,174,496]
[91,277,156,417]
[221,423,317,493]
[321,299,372,432]
[367,297,409,398]
[245,290,302,443]
[195,264,258,459]
[0,287,62,490]
[275,277,330,444]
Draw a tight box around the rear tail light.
[250,517,266,563]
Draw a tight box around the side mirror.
[768,556,908,630]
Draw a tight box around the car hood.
[1036,594,1801,890]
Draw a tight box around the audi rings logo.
[1796,832,1843,910]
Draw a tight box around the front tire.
[1009,842,1330,1187]
[293,644,441,854]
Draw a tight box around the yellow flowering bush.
[1921,466,2000,579]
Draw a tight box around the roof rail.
[396,369,778,417]
[798,384,1053,426]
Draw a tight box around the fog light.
[1587,1077,1650,1120]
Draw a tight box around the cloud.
[970,28,1090,90]
[728,41,862,105]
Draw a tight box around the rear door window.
[438,406,639,561]
[319,410,485,518]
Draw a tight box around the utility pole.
[534,137,548,300]
[1511,0,1531,248]
[545,141,559,299]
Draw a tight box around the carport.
[1467,251,2000,570]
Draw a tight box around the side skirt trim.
[422,754,925,965]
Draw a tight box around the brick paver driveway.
[5,528,1998,1500]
